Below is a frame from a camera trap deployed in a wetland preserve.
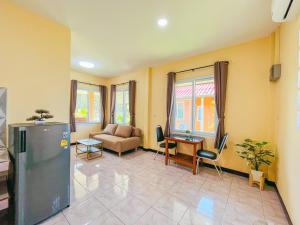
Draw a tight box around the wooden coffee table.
[76,139,103,160]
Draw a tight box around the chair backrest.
[217,133,228,154]
[156,125,165,143]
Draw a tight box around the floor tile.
[89,211,124,225]
[153,194,189,223]
[93,185,130,209]
[40,213,69,225]
[135,208,177,225]
[110,196,150,225]
[64,197,107,225]
[179,207,220,225]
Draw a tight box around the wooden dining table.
[165,135,204,175]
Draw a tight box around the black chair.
[196,133,229,177]
[154,125,177,160]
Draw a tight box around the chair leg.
[217,161,223,174]
[196,157,201,174]
[154,149,159,160]
[213,161,222,179]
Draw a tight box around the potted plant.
[27,109,54,124]
[236,139,274,190]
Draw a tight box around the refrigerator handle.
[20,130,26,153]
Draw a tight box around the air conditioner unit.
[272,0,300,22]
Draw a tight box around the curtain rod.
[175,64,214,74]
[78,81,101,87]
[175,61,229,74]
[113,81,130,86]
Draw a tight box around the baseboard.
[274,186,293,225]
[141,147,292,224]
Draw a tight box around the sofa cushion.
[93,134,124,152]
[102,124,118,135]
[114,125,132,138]
[131,127,142,137]
[92,134,140,153]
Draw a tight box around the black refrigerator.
[8,122,70,225]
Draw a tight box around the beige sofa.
[89,124,141,157]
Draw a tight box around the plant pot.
[34,120,46,125]
[249,169,265,190]
[251,170,263,181]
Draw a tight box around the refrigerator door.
[15,123,70,225]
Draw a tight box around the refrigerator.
[8,122,70,225]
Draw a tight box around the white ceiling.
[13,0,278,76]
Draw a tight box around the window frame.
[171,75,217,137]
[75,86,102,124]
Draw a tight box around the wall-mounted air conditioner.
[272,0,300,22]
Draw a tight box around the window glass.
[115,84,130,124]
[174,82,193,131]
[194,79,216,133]
[173,77,216,135]
[75,90,89,122]
[75,84,101,123]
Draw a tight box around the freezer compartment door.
[15,124,70,225]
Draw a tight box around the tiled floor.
[40,148,289,225]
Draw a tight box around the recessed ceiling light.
[157,18,168,27]
[79,61,95,69]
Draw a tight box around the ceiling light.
[79,61,95,69]
[157,18,168,27]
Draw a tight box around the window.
[75,83,101,123]
[115,84,130,124]
[173,77,217,135]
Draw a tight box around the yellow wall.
[70,70,108,143]
[107,68,151,147]
[273,16,300,225]
[0,0,70,124]
[149,37,276,179]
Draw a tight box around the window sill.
[76,122,101,125]
[171,131,216,138]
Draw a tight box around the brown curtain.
[110,85,116,123]
[129,80,136,126]
[164,72,176,137]
[70,80,78,132]
[99,85,107,129]
[214,61,229,148]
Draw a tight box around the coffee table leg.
[87,145,90,160]
[75,142,78,157]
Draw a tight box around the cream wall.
[70,70,108,143]
[273,17,300,225]
[0,0,70,124]
[150,37,276,179]
[106,68,151,147]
